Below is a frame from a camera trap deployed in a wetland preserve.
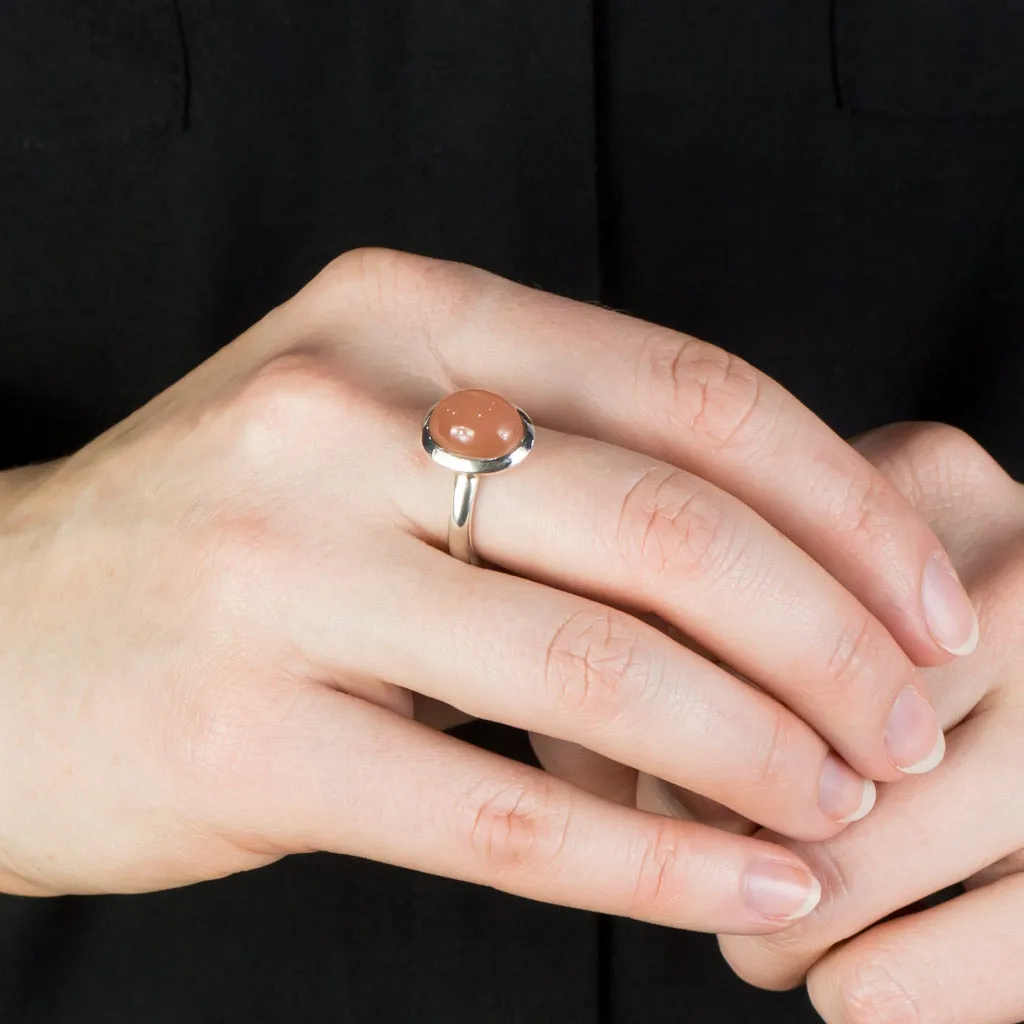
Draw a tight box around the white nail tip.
[899,730,947,775]
[941,613,980,657]
[786,876,823,922]
[838,779,877,824]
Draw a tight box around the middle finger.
[398,425,942,782]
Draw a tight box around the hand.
[0,250,970,934]
[719,422,1024,1020]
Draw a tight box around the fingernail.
[921,552,979,656]
[744,861,822,922]
[655,780,694,820]
[885,685,946,774]
[818,754,877,823]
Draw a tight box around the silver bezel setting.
[422,406,535,474]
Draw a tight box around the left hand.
[719,422,1024,1024]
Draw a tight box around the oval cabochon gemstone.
[428,389,524,459]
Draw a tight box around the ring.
[422,388,535,565]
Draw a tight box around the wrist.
[0,460,64,898]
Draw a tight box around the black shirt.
[1,2,1022,1021]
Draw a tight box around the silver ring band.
[422,393,535,566]
[448,472,479,564]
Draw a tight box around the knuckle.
[828,959,922,1024]
[637,332,774,453]
[461,774,570,875]
[195,511,293,621]
[316,245,424,303]
[859,422,1013,517]
[816,616,881,697]
[807,454,945,574]
[748,713,795,792]
[891,422,992,480]
[229,350,371,467]
[817,464,900,548]
[922,424,1015,508]
[172,679,300,791]
[628,817,691,916]
[617,469,750,586]
[316,246,480,326]
[544,608,662,726]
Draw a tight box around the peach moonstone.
[428,389,524,460]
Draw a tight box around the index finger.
[313,249,978,666]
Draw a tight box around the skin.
[715,422,1024,1021]
[0,249,972,933]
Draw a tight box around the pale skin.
[712,424,1024,1024]
[575,422,1023,1020]
[0,249,978,935]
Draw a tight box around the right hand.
[0,248,975,933]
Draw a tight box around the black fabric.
[0,1,186,144]
[0,2,1021,1021]
[834,0,1024,116]
[600,0,1024,474]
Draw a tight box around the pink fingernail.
[884,685,945,774]
[921,552,979,656]
[744,860,822,921]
